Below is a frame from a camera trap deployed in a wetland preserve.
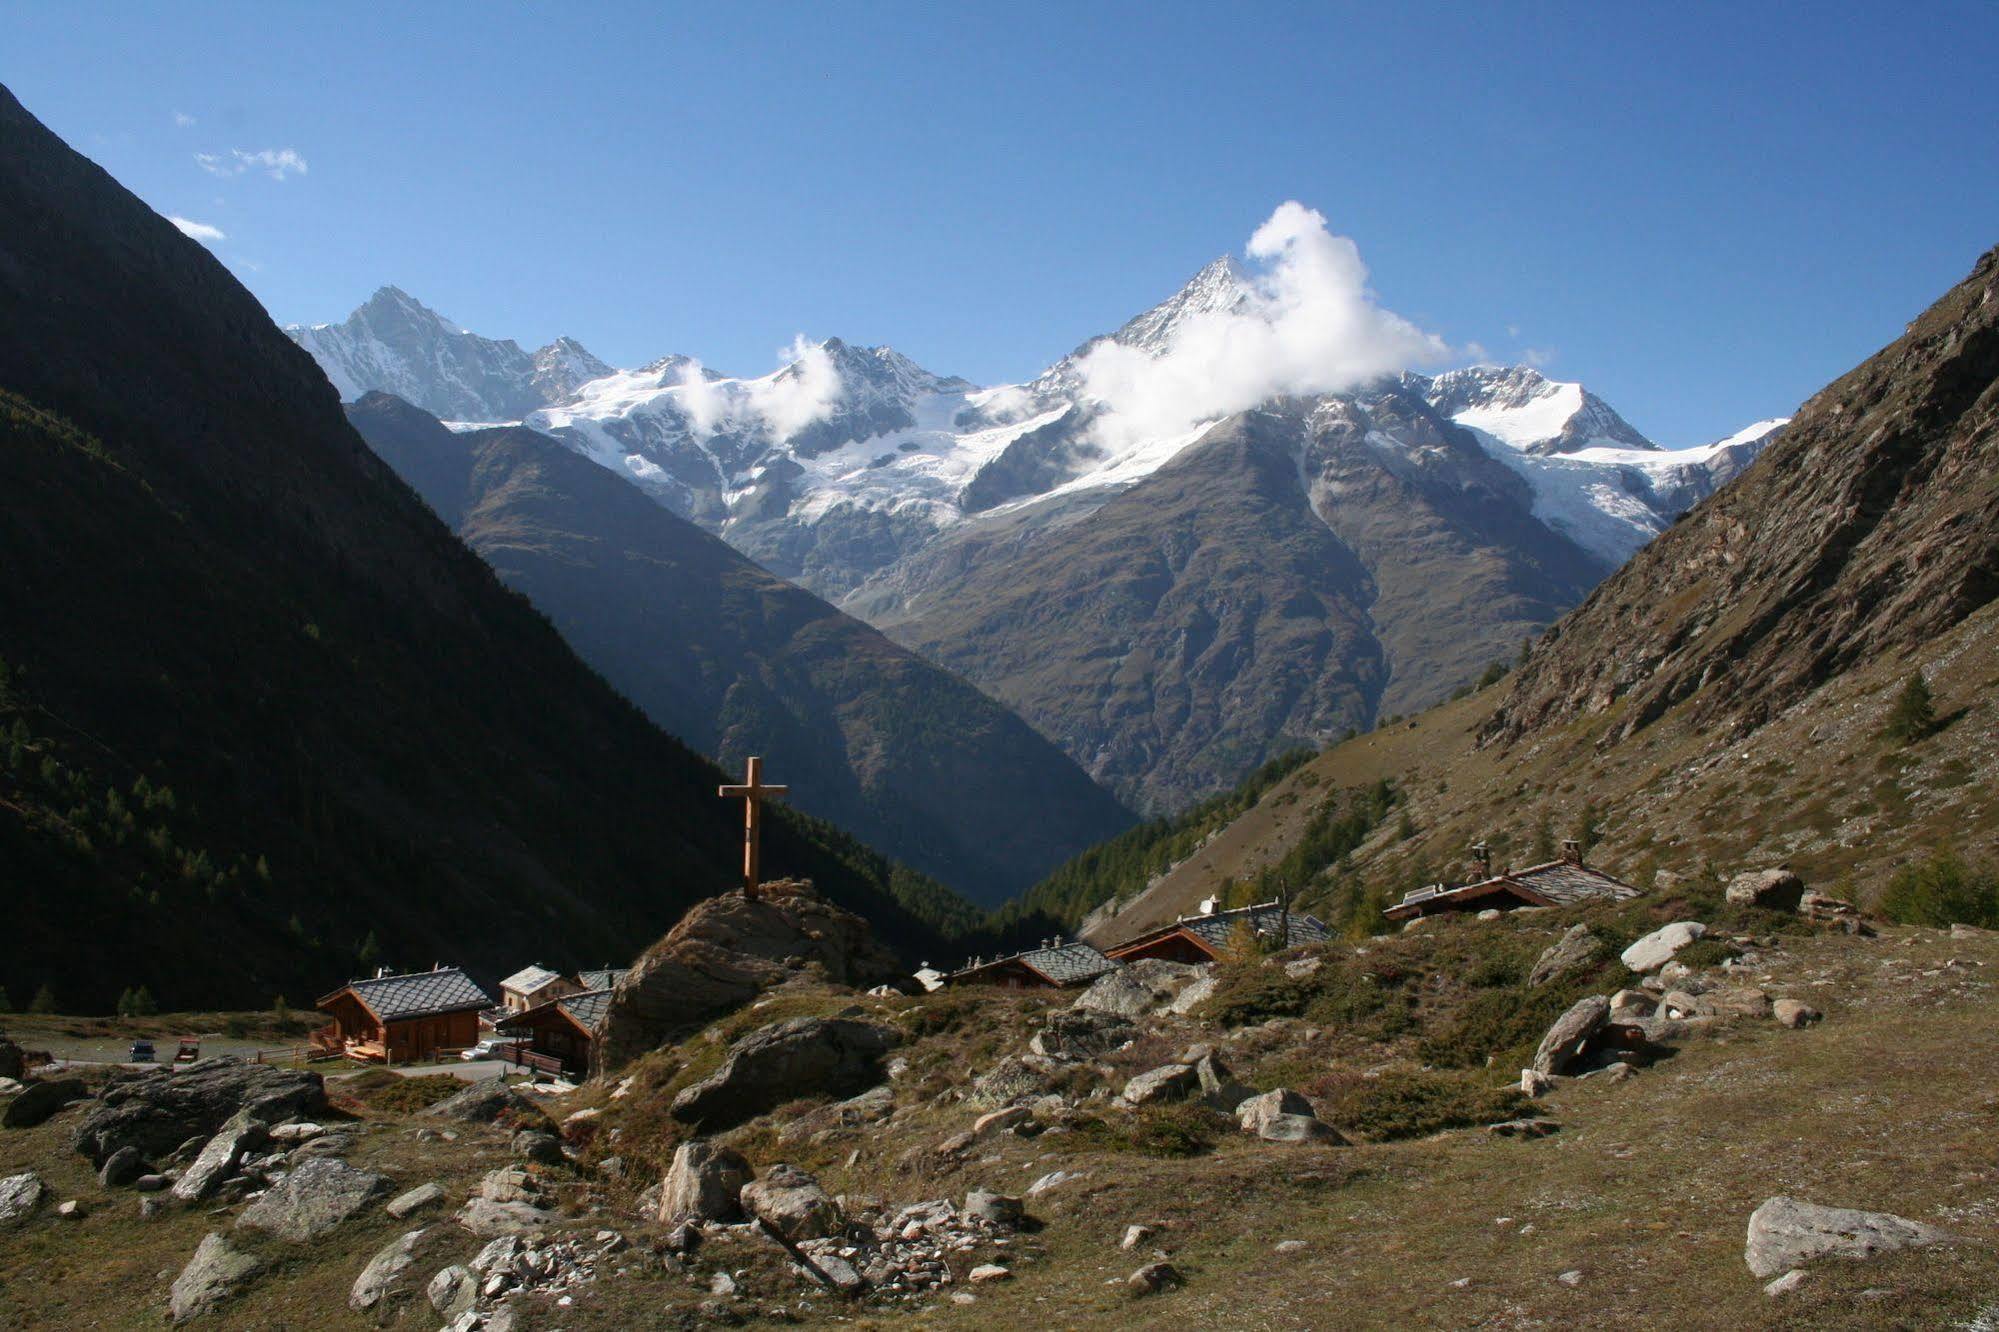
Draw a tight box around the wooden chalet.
[945,938,1119,991]
[313,966,492,1064]
[1104,900,1332,965]
[1383,840,1643,923]
[499,964,576,1014]
[495,988,612,1076]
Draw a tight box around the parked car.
[461,1038,523,1061]
[128,1038,156,1063]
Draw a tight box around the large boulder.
[72,1058,322,1166]
[422,1077,550,1127]
[170,1122,265,1204]
[350,1227,438,1312]
[1236,1088,1314,1134]
[1071,968,1155,1018]
[1029,1009,1136,1060]
[659,1140,753,1225]
[1531,995,1610,1075]
[1120,1063,1199,1106]
[1744,1196,1952,1278]
[1528,924,1600,987]
[740,1163,841,1241]
[2,1078,88,1129]
[236,1157,391,1241]
[967,1055,1057,1109]
[1256,1113,1344,1143]
[0,1172,45,1226]
[454,1196,556,1237]
[170,1233,264,1323]
[670,1017,898,1130]
[1726,869,1806,912]
[594,880,901,1073]
[1620,922,1707,973]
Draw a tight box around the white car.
[461,1038,521,1061]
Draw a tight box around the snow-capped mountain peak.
[1425,364,1655,454]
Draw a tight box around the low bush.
[1077,1102,1232,1157]
[1879,850,1999,928]
[1313,1067,1526,1141]
[348,1072,464,1114]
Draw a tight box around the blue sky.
[4,2,1995,443]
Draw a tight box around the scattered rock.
[350,1227,433,1311]
[1773,999,1822,1029]
[967,1055,1055,1109]
[1799,892,1867,930]
[237,1156,392,1242]
[455,1196,557,1237]
[1030,1009,1136,1060]
[1519,1069,1556,1098]
[1727,868,1806,911]
[1274,1239,1307,1253]
[73,1058,322,1166]
[1120,1063,1199,1106]
[266,1122,325,1143]
[963,1190,1023,1227]
[423,1078,550,1127]
[1487,1119,1559,1138]
[512,1129,564,1165]
[671,1017,898,1130]
[1026,1169,1081,1196]
[169,1232,264,1323]
[386,1182,446,1219]
[969,1263,1011,1283]
[1121,1223,1155,1251]
[428,1263,477,1318]
[661,1140,754,1225]
[98,1144,151,1188]
[1763,1268,1809,1297]
[1071,968,1156,1018]
[2,1078,89,1130]
[1236,1088,1313,1133]
[1168,974,1219,1015]
[171,1123,265,1204]
[1744,1196,1953,1278]
[1949,922,1991,939]
[741,1163,841,1241]
[1531,995,1610,1075]
[1128,1261,1184,1295]
[1257,1113,1344,1143]
[134,1174,168,1193]
[972,1105,1034,1139]
[479,1166,542,1204]
[0,1077,22,1097]
[55,1199,84,1219]
[1607,988,1656,1021]
[1621,922,1707,973]
[1529,925,1599,986]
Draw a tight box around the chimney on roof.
[1197,896,1220,916]
[1563,838,1583,866]
[1470,841,1492,879]
[375,965,390,979]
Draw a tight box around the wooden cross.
[718,756,787,899]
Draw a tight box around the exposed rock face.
[237,1157,391,1242]
[670,1015,898,1130]
[1529,924,1600,986]
[2,1077,87,1128]
[1532,995,1611,1075]
[1727,869,1807,911]
[596,882,902,1073]
[423,1078,550,1127]
[1486,247,1999,752]
[1744,1196,1953,1278]
[1621,922,1707,973]
[659,1140,754,1225]
[170,1233,264,1323]
[741,1164,841,1241]
[72,1058,323,1165]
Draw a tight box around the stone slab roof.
[948,939,1118,986]
[1178,903,1331,951]
[337,967,491,1022]
[499,964,563,995]
[557,989,613,1033]
[575,968,628,992]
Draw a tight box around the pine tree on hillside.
[131,986,157,1016]
[28,984,57,1014]
[115,987,135,1017]
[1884,672,1937,744]
[0,985,11,1012]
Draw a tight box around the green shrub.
[348,1072,466,1114]
[1078,1102,1231,1157]
[1883,672,1937,745]
[1316,1068,1527,1140]
[1879,850,1999,928]
[1671,938,1741,970]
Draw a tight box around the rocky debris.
[967,1055,1056,1108]
[1744,1196,1952,1278]
[2,1077,88,1129]
[671,1017,898,1130]
[1128,1261,1184,1295]
[480,1166,543,1205]
[423,1078,550,1127]
[97,1144,151,1188]
[661,1140,754,1225]
[0,1171,45,1226]
[1799,891,1869,932]
[55,1198,84,1219]
[1621,922,1707,973]
[387,1181,446,1219]
[741,1163,841,1241]
[170,1232,264,1323]
[1529,924,1599,987]
[350,1226,437,1311]
[73,1058,322,1166]
[1727,868,1806,911]
[511,1129,564,1165]
[1029,1009,1136,1060]
[461,1229,631,1311]
[1120,1063,1199,1106]
[1608,988,1656,1021]
[1773,999,1823,1028]
[1532,995,1610,1074]
[595,881,901,1072]
[237,1156,391,1242]
[764,1192,1026,1303]
[171,1122,266,1204]
[1121,1223,1155,1251]
[778,1085,896,1142]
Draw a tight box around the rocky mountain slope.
[291,266,1780,814]
[345,394,1134,905]
[0,83,972,1012]
[1077,245,1999,935]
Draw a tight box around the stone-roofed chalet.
[1104,900,1331,965]
[499,963,576,1013]
[1384,840,1643,922]
[313,965,493,1063]
[946,938,1120,990]
[497,987,613,1076]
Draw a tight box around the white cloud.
[673,359,724,435]
[195,147,308,181]
[167,216,226,244]
[1521,346,1555,368]
[1074,201,1448,446]
[173,111,196,129]
[671,338,845,444]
